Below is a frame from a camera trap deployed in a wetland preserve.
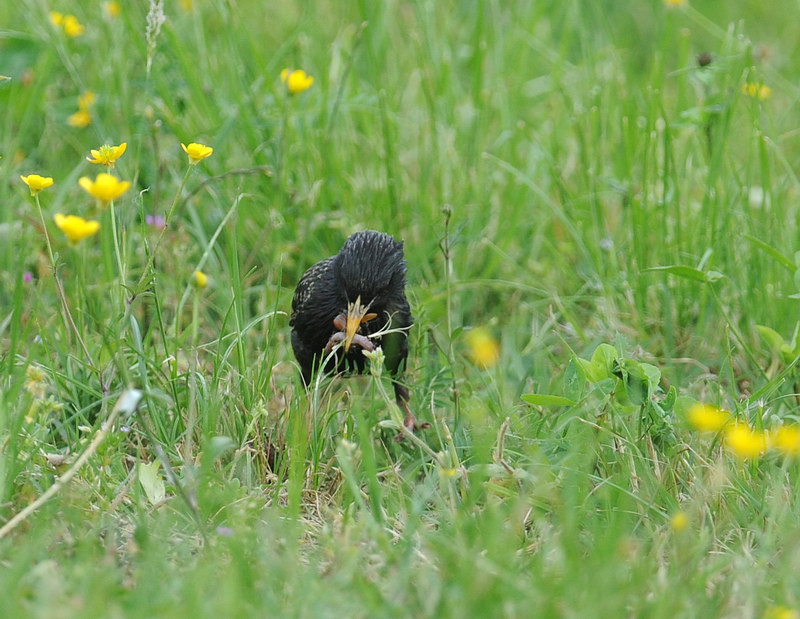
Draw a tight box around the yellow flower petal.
[78,91,95,110]
[20,174,55,196]
[670,511,689,532]
[724,423,767,460]
[181,142,214,164]
[62,15,85,38]
[54,213,100,243]
[50,11,64,26]
[742,82,771,101]
[687,404,730,433]
[68,109,92,128]
[769,425,800,457]
[79,173,131,204]
[764,606,800,619]
[104,1,121,18]
[281,69,314,95]
[466,327,500,369]
[86,142,128,167]
[193,270,208,289]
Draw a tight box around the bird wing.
[290,256,335,327]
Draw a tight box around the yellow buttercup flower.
[724,423,767,460]
[79,173,131,204]
[181,142,214,165]
[465,327,500,369]
[86,142,127,167]
[770,425,800,457]
[54,213,100,243]
[62,15,85,37]
[50,11,64,26]
[68,91,95,128]
[670,511,689,532]
[78,91,95,109]
[20,174,55,196]
[192,270,208,289]
[280,69,314,95]
[68,109,92,128]
[742,83,771,101]
[104,1,121,18]
[687,403,730,433]
[764,606,799,619]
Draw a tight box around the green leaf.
[673,396,699,420]
[208,436,235,460]
[663,385,678,411]
[640,363,662,394]
[621,360,648,405]
[593,378,617,397]
[576,358,593,381]
[589,344,618,382]
[642,265,710,282]
[138,461,166,506]
[744,234,795,272]
[756,325,786,353]
[522,394,576,407]
[563,358,587,402]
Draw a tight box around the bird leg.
[393,382,429,441]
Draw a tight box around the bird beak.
[343,296,377,352]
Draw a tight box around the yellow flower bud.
[192,270,209,289]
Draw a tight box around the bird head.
[333,230,407,322]
[342,296,378,352]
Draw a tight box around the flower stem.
[33,194,104,391]
[109,200,126,299]
[137,165,193,290]
[34,194,57,271]
[275,94,290,189]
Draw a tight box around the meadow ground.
[2,0,800,616]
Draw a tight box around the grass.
[2,0,800,616]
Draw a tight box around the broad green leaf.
[622,360,648,405]
[138,461,166,506]
[589,344,618,382]
[564,359,587,402]
[640,363,661,394]
[522,394,576,407]
[756,325,786,353]
[593,378,616,397]
[576,358,593,381]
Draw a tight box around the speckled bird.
[290,230,422,432]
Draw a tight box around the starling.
[290,230,423,432]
